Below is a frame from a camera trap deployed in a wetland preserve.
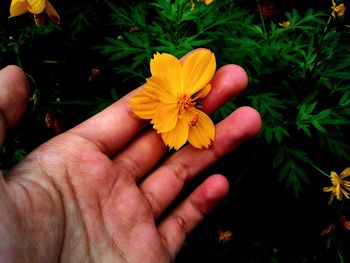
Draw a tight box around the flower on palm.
[130,50,216,150]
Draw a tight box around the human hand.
[0,52,261,263]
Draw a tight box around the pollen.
[190,114,199,126]
[178,94,195,112]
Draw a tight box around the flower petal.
[161,117,189,150]
[335,184,342,200]
[46,0,60,24]
[323,186,334,193]
[328,194,335,205]
[340,167,350,179]
[130,91,160,119]
[188,109,215,149]
[9,0,29,17]
[192,83,211,100]
[341,188,350,199]
[330,172,339,185]
[204,0,213,5]
[343,181,350,189]
[151,103,179,133]
[150,52,182,94]
[181,49,216,95]
[144,76,178,104]
[27,0,46,14]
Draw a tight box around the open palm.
[0,58,261,263]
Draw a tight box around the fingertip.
[203,174,230,201]
[2,65,29,93]
[194,174,230,211]
[157,174,230,259]
[0,65,30,126]
[215,64,248,94]
[232,106,262,140]
[203,64,249,114]
[213,106,261,153]
[3,65,28,81]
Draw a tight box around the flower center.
[178,94,195,112]
[178,94,199,126]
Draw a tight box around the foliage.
[94,0,350,199]
[1,0,350,262]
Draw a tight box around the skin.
[0,52,261,263]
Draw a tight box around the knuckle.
[168,160,192,182]
[173,214,191,235]
[142,190,162,218]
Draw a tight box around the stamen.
[178,94,195,112]
[190,114,199,126]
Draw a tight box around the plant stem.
[334,240,345,263]
[323,16,332,35]
[256,0,267,39]
[310,163,330,177]
[338,199,346,215]
[16,55,22,68]
[309,15,332,76]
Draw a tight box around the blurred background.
[1,0,350,262]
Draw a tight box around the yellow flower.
[9,0,60,26]
[331,0,346,19]
[203,0,213,4]
[218,230,232,243]
[130,50,216,150]
[191,0,214,11]
[323,167,350,204]
[278,21,291,27]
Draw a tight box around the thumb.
[0,65,29,147]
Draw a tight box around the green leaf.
[295,102,340,136]
[340,91,350,107]
[318,132,350,160]
[275,147,312,198]
[213,100,237,120]
[262,124,290,143]
[248,93,287,120]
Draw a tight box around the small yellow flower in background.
[130,49,216,150]
[191,0,214,11]
[331,0,346,19]
[323,167,350,204]
[9,0,60,26]
[278,21,291,27]
[203,0,213,5]
[218,230,232,243]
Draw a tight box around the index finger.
[69,90,145,156]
